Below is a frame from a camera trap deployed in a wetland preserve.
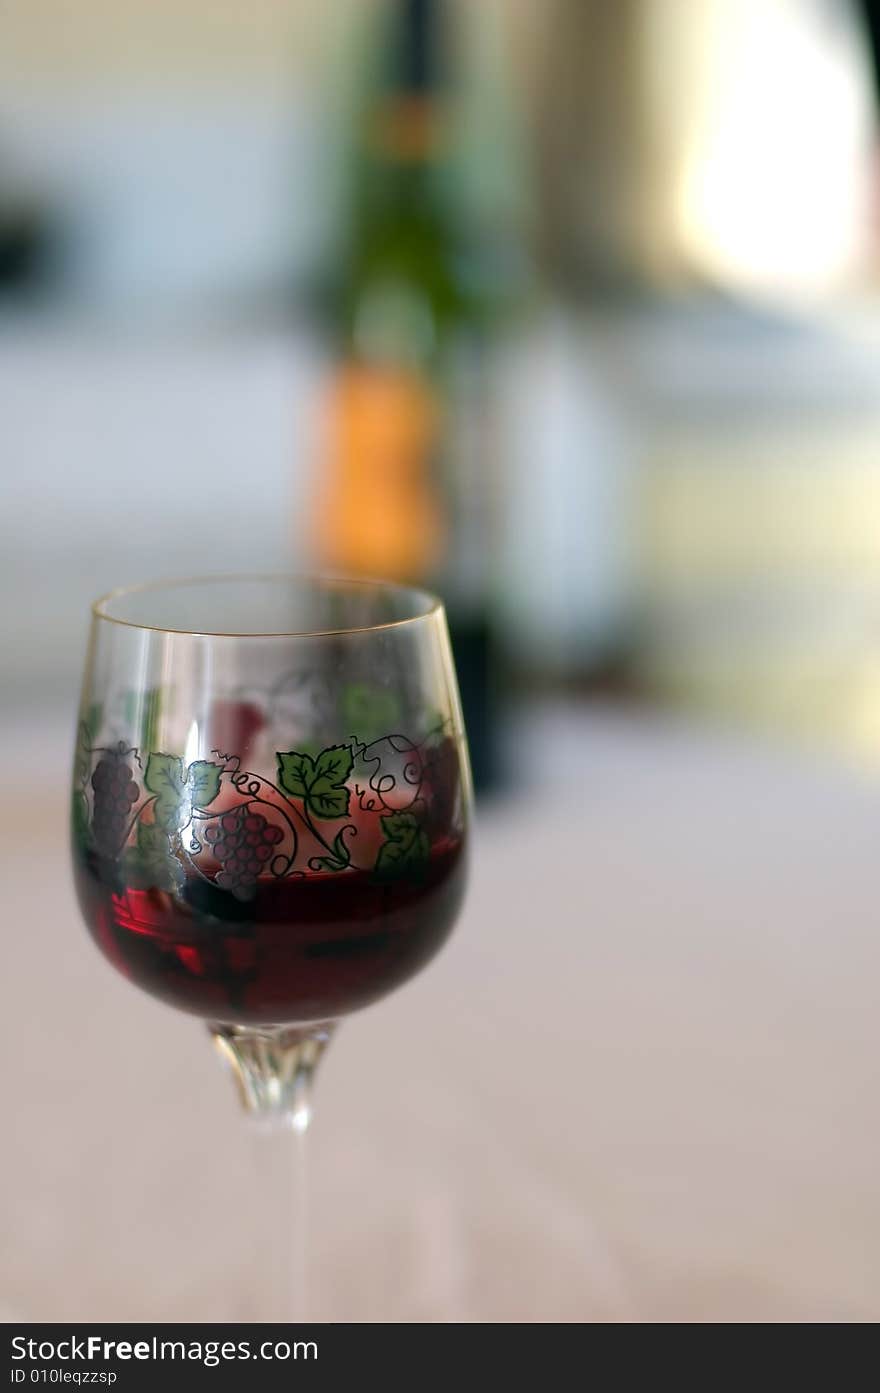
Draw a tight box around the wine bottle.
[310,0,521,792]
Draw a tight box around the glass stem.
[209,1022,335,1322]
[250,1117,309,1321]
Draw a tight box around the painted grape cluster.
[90,754,139,855]
[204,806,283,900]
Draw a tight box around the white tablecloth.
[2,705,878,1321]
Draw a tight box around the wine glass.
[70,574,471,1319]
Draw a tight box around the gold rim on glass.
[91,572,444,639]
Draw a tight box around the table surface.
[2,703,879,1322]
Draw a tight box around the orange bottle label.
[314,363,446,583]
[370,96,448,163]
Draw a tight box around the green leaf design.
[121,821,184,892]
[332,829,352,863]
[379,810,424,849]
[308,776,350,820]
[375,811,429,880]
[187,759,222,811]
[278,745,353,820]
[277,750,316,800]
[145,753,222,829]
[85,702,103,744]
[144,753,188,832]
[311,830,354,874]
[314,744,353,784]
[74,704,103,786]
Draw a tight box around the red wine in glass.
[73,834,467,1026]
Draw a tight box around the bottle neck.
[386,0,446,96]
[363,0,453,181]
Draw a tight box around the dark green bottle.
[313,0,519,791]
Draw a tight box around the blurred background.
[4,0,880,1321]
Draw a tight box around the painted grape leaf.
[145,753,187,831]
[187,759,222,811]
[307,776,350,820]
[121,820,184,892]
[84,702,103,743]
[380,811,425,850]
[314,744,353,784]
[146,753,222,830]
[332,829,353,862]
[311,829,354,874]
[278,746,352,820]
[74,704,103,786]
[277,751,316,800]
[375,810,429,880]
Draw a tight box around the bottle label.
[370,96,448,163]
[314,362,446,582]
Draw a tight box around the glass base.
[209,1021,335,1131]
